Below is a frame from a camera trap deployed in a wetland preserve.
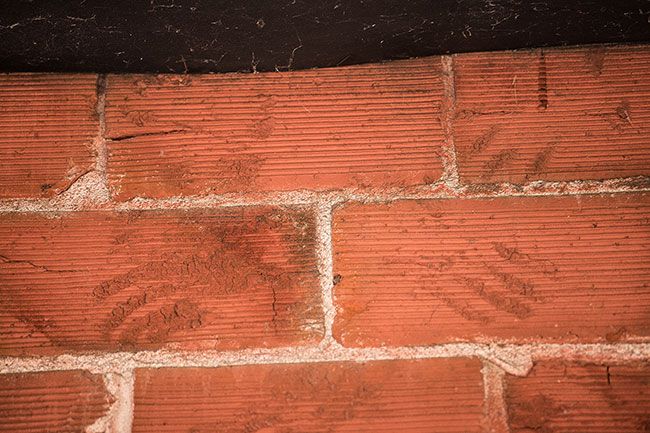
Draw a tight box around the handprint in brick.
[417,240,559,325]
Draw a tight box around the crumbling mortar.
[1,176,649,214]
[85,370,134,433]
[440,55,461,189]
[314,198,337,345]
[481,360,510,433]
[1,342,649,433]
[2,343,649,376]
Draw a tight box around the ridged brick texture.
[506,361,650,433]
[0,370,111,433]
[0,208,321,355]
[332,193,650,346]
[0,74,98,199]
[104,58,444,200]
[453,46,650,183]
[133,358,484,433]
[1,44,649,433]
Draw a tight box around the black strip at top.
[1,0,649,73]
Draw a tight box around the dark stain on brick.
[0,209,318,353]
[470,125,500,155]
[252,116,275,140]
[208,153,263,193]
[123,109,157,127]
[483,149,516,178]
[508,393,562,433]
[637,417,650,432]
[530,146,555,175]
[460,276,532,319]
[133,75,193,96]
[92,211,309,348]
[615,100,633,129]
[585,47,606,76]
[493,242,530,263]
[483,262,539,299]
[492,242,558,275]
[605,326,629,342]
[117,299,204,345]
[426,283,492,324]
[537,49,548,110]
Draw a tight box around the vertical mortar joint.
[314,198,336,346]
[481,360,511,433]
[86,369,134,433]
[440,55,461,189]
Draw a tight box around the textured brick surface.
[0,208,321,355]
[133,358,484,433]
[0,74,98,199]
[0,370,111,433]
[453,45,650,183]
[332,194,650,346]
[104,58,444,199]
[506,361,650,433]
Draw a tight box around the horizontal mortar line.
[0,191,647,212]
[1,343,649,376]
[1,179,649,212]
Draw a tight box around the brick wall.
[1,44,649,432]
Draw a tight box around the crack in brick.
[109,129,189,142]
[0,254,76,273]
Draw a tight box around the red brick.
[332,194,650,346]
[104,58,444,200]
[133,358,483,433]
[0,370,111,433]
[0,74,98,199]
[453,45,650,183]
[0,208,321,355]
[506,361,650,433]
